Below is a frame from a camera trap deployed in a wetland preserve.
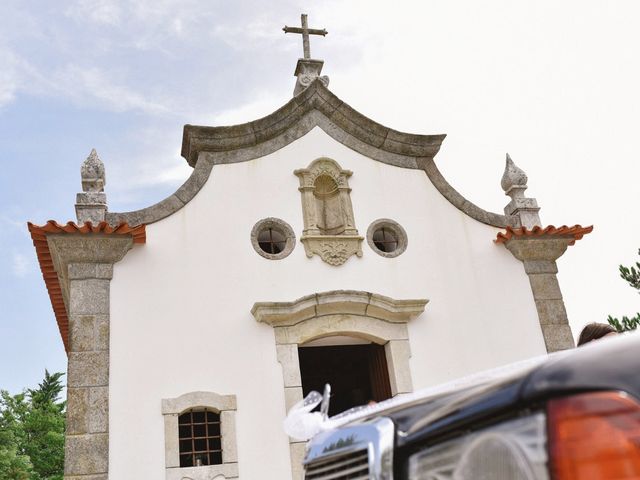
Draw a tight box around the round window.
[367,219,408,258]
[257,227,287,255]
[251,218,295,260]
[372,227,399,253]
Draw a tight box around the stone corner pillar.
[503,236,575,352]
[48,234,134,480]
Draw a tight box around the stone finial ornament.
[81,148,106,192]
[501,153,527,195]
[501,153,541,229]
[76,149,108,224]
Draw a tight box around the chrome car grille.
[304,417,395,480]
[305,449,370,479]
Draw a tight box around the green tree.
[607,248,640,332]
[0,443,34,480]
[0,371,65,480]
[0,392,33,480]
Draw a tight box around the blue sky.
[1,0,639,393]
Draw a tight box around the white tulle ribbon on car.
[283,390,326,441]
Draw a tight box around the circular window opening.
[367,219,408,258]
[258,227,287,255]
[251,218,295,260]
[372,227,399,253]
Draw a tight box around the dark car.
[302,332,640,479]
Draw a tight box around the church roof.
[27,221,146,352]
[106,79,514,229]
[495,225,593,246]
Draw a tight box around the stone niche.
[294,158,363,266]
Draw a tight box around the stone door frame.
[251,290,428,479]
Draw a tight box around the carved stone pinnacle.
[501,153,528,198]
[76,148,108,224]
[81,148,106,193]
[500,153,541,228]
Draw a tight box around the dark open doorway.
[298,343,393,417]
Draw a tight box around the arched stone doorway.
[251,290,428,479]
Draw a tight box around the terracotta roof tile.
[495,225,593,245]
[27,221,146,353]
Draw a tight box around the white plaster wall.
[109,127,545,479]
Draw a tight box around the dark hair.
[577,322,617,346]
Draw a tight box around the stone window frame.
[250,217,296,260]
[162,391,239,480]
[251,290,428,479]
[367,218,408,258]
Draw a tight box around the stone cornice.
[181,80,446,168]
[251,290,428,326]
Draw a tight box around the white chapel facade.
[29,15,591,480]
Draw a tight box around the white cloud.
[0,45,171,115]
[64,0,210,40]
[97,124,192,209]
[171,18,183,35]
[119,151,191,191]
[0,72,17,107]
[12,253,32,278]
[0,213,27,231]
[211,15,284,50]
[0,49,26,108]
[211,93,285,126]
[52,64,171,115]
[65,0,122,26]
[0,1,297,115]
[148,160,191,184]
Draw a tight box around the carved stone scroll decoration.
[294,157,363,265]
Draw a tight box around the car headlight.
[408,413,548,480]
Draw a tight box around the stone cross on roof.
[283,14,330,96]
[283,13,327,60]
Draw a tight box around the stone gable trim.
[162,391,239,480]
[106,83,513,229]
[181,80,445,167]
[422,158,516,228]
[252,290,427,480]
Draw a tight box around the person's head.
[577,322,618,346]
